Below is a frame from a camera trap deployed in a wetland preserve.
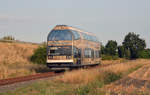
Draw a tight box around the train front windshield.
[48,30,73,41]
[48,46,72,56]
[47,30,73,59]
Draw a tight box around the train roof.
[49,25,99,42]
[53,25,96,36]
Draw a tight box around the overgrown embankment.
[0,42,47,79]
[0,42,37,64]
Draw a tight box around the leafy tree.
[101,44,105,54]
[118,45,125,58]
[138,49,150,58]
[31,45,46,64]
[124,49,131,59]
[123,32,146,59]
[105,40,118,56]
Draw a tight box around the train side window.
[99,51,101,57]
[84,48,92,58]
[91,49,94,58]
[95,50,100,58]
[81,32,99,42]
[72,30,80,40]
[73,47,77,58]
[78,49,81,58]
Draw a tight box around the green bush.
[103,71,122,84]
[76,81,104,95]
[102,55,119,60]
[77,85,90,95]
[76,71,122,95]
[123,32,146,59]
[31,45,47,64]
[105,40,118,56]
[138,49,150,59]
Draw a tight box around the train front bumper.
[47,59,73,63]
[47,59,75,68]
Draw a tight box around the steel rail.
[0,72,56,86]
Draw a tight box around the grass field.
[106,60,150,95]
[1,59,149,95]
[0,42,48,79]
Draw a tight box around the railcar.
[47,25,101,68]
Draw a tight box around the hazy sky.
[0,0,150,47]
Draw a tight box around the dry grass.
[0,42,38,64]
[102,58,128,65]
[57,59,147,84]
[0,42,47,79]
[104,59,150,95]
[56,59,150,95]
[101,59,147,73]
[0,63,39,79]
[57,69,100,84]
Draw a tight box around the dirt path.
[107,64,150,95]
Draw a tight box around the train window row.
[84,48,93,58]
[71,30,81,40]
[84,48,100,58]
[95,51,100,58]
[73,47,100,58]
[81,32,99,42]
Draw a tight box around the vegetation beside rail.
[30,45,46,65]
[102,32,150,60]
[0,42,49,79]
[1,59,148,95]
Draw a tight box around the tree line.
[101,32,150,60]
[1,36,15,40]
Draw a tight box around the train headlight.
[66,56,71,59]
[48,56,53,59]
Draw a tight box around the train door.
[77,49,81,64]
[74,47,81,64]
[91,49,94,64]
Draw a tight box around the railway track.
[0,63,123,87]
[0,72,60,87]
